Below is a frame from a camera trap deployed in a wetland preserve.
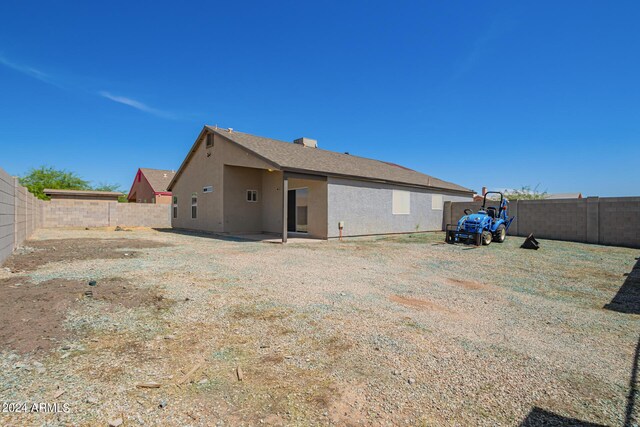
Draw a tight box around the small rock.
[392,370,400,376]
[61,345,71,351]
[408,378,416,385]
[86,397,99,405]
[158,399,167,409]
[109,417,123,427]
[340,292,346,296]
[115,226,124,231]
[198,378,209,385]
[163,335,176,340]
[36,367,46,374]
[88,280,97,287]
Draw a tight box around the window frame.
[431,194,444,211]
[191,193,198,219]
[206,133,214,148]
[392,190,411,215]
[172,196,178,219]
[246,190,258,203]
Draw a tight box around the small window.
[246,190,258,202]
[206,134,214,148]
[172,197,178,219]
[392,190,410,215]
[432,194,443,210]
[191,193,197,219]
[203,186,213,193]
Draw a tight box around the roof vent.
[293,137,317,148]
[163,173,168,178]
[228,128,233,133]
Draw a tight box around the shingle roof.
[205,127,472,193]
[140,168,175,192]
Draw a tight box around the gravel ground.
[0,227,638,426]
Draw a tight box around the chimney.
[482,186,487,196]
[293,137,317,148]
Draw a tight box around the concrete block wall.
[111,203,171,228]
[446,197,640,249]
[0,165,172,266]
[41,199,171,228]
[0,169,16,264]
[0,167,42,265]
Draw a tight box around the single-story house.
[44,189,123,202]
[127,168,176,204]
[167,126,474,241]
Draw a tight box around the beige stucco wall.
[171,131,275,233]
[261,170,283,233]
[288,177,328,239]
[129,174,155,203]
[223,165,263,233]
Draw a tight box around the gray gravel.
[0,227,638,426]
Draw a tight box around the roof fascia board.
[281,167,474,195]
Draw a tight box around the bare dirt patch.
[446,277,490,290]
[0,276,171,353]
[389,294,450,312]
[2,238,171,272]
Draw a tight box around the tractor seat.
[486,207,497,219]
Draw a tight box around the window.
[191,193,197,219]
[206,133,214,148]
[172,196,178,219]
[392,190,410,215]
[432,194,443,210]
[203,186,213,193]
[246,190,258,202]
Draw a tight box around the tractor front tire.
[481,231,492,245]
[494,224,506,243]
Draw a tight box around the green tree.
[94,182,128,203]
[503,185,548,200]
[19,166,91,200]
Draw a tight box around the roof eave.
[280,167,474,195]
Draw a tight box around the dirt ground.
[0,228,638,426]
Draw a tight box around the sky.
[1,1,639,196]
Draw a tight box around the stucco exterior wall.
[288,177,328,239]
[170,131,275,233]
[327,177,471,238]
[223,166,263,233]
[261,170,283,234]
[129,173,156,203]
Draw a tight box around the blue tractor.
[446,191,515,246]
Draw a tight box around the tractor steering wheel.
[464,209,473,215]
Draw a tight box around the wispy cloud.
[0,53,184,120]
[98,91,178,120]
[0,54,62,87]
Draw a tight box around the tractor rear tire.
[481,231,492,245]
[494,224,506,243]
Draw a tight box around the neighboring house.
[167,126,474,241]
[127,168,175,204]
[44,189,123,202]
[546,192,583,199]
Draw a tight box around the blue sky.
[1,1,638,196]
